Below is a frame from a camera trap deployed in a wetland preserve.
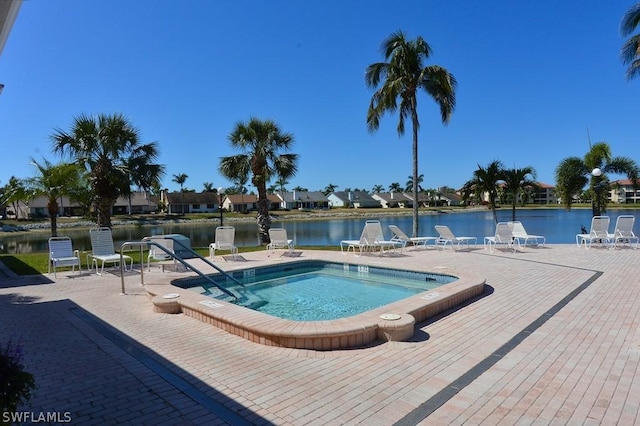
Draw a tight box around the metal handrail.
[119,239,242,301]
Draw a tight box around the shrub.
[0,339,36,413]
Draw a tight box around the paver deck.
[1,244,638,425]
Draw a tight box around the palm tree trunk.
[47,199,59,237]
[97,197,116,228]
[255,184,272,244]
[411,108,420,237]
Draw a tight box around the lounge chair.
[434,225,477,251]
[340,222,372,256]
[88,227,133,274]
[144,235,177,271]
[484,222,518,253]
[508,221,545,247]
[48,236,81,278]
[340,220,403,256]
[209,226,238,260]
[608,215,639,249]
[267,228,294,256]
[575,216,612,248]
[388,224,438,251]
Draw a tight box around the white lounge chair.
[209,226,238,260]
[340,222,372,256]
[576,216,612,248]
[88,227,133,274]
[340,220,403,256]
[608,215,638,249]
[48,236,81,278]
[434,225,477,251]
[508,221,545,247]
[144,235,176,271]
[388,225,438,251]
[267,228,294,256]
[484,222,518,253]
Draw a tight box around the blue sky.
[1,0,638,194]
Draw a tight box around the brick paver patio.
[1,244,638,425]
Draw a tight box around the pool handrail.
[119,238,243,300]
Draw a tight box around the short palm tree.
[24,158,80,237]
[219,118,298,244]
[51,113,163,228]
[323,183,338,196]
[388,182,402,192]
[371,184,384,193]
[620,2,640,80]
[501,166,537,221]
[366,30,456,237]
[462,160,505,223]
[555,142,639,215]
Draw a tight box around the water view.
[0,208,637,255]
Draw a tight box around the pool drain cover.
[379,313,401,320]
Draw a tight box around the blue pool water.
[174,261,457,321]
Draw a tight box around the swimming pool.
[174,261,457,321]
[145,256,485,350]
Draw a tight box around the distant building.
[371,191,412,208]
[17,192,159,218]
[276,191,329,210]
[328,191,381,208]
[610,179,640,204]
[222,194,281,212]
[161,191,218,214]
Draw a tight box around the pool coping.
[144,259,486,350]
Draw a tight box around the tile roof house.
[610,179,640,204]
[222,194,281,212]
[371,191,413,208]
[328,191,381,208]
[161,191,218,214]
[16,192,159,218]
[276,191,329,210]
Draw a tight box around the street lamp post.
[591,168,602,217]
[217,187,225,226]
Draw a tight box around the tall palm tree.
[388,182,402,192]
[366,30,456,237]
[405,174,424,193]
[620,2,640,80]
[219,118,298,244]
[501,166,537,221]
[371,184,384,193]
[203,182,215,192]
[323,183,338,196]
[172,173,189,214]
[24,158,80,237]
[462,160,505,223]
[555,142,639,215]
[275,176,289,193]
[51,113,163,228]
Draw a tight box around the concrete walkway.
[1,244,638,425]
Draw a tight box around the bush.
[0,339,36,413]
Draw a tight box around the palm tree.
[620,2,640,80]
[371,184,384,193]
[51,113,163,228]
[405,174,424,193]
[0,176,28,219]
[203,182,215,192]
[555,142,639,215]
[366,30,456,237]
[24,158,80,237]
[462,160,505,223]
[323,183,338,196]
[172,173,188,214]
[388,182,402,192]
[275,176,289,193]
[501,166,537,221]
[219,118,298,244]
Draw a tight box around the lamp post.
[591,168,602,217]
[217,187,225,226]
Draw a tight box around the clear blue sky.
[1,0,638,194]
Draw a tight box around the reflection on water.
[0,208,636,254]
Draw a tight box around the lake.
[0,208,636,255]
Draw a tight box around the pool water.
[174,261,457,321]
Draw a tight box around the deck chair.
[144,236,177,271]
[340,222,373,256]
[209,226,238,260]
[575,216,611,248]
[484,222,518,253]
[388,224,438,250]
[434,225,477,251]
[508,221,545,247]
[88,227,133,274]
[48,236,81,278]
[267,228,294,256]
[608,215,639,249]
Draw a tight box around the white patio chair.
[484,222,518,253]
[609,215,639,249]
[209,226,238,260]
[434,225,477,251]
[88,227,133,274]
[508,221,545,247]
[576,216,612,248]
[144,235,177,271]
[48,236,81,278]
[388,224,438,251]
[267,228,294,256]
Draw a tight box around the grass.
[0,245,339,276]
